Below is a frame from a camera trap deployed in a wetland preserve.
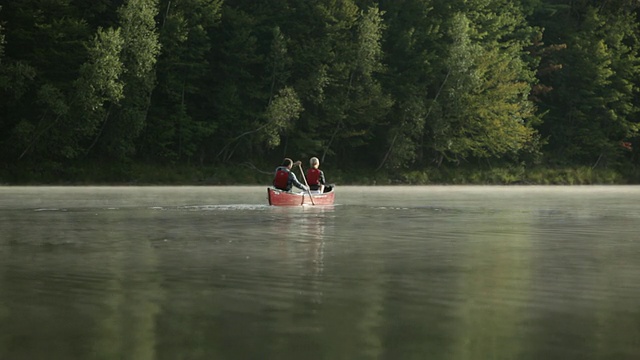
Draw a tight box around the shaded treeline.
[0,0,639,178]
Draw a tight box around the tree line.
[0,0,639,178]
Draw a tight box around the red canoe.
[267,187,335,206]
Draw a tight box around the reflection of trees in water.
[4,200,637,358]
[271,206,334,302]
[448,211,640,359]
[298,207,385,359]
[0,209,163,360]
[267,206,363,357]
[91,215,162,360]
[525,215,640,359]
[272,206,335,278]
[448,210,532,359]
[593,217,640,357]
[301,207,330,279]
[590,247,640,359]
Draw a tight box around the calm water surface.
[0,186,639,360]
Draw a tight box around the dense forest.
[1,0,639,184]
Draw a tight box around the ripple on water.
[152,204,271,211]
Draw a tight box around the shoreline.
[1,163,638,186]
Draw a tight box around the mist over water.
[1,186,639,359]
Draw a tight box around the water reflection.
[269,205,332,278]
[0,208,165,360]
[1,187,640,359]
[447,210,533,359]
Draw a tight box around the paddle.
[296,162,315,205]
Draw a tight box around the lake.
[0,186,639,360]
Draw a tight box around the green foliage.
[141,0,222,163]
[377,0,440,169]
[533,3,640,167]
[400,170,430,184]
[0,0,639,183]
[77,28,125,111]
[98,0,161,160]
[262,87,303,147]
[259,27,301,149]
[524,166,624,185]
[209,5,266,162]
[427,2,540,165]
[0,0,94,162]
[74,27,124,139]
[0,61,37,102]
[313,3,393,163]
[267,26,290,95]
[0,6,4,62]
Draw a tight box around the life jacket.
[273,168,290,190]
[306,168,320,186]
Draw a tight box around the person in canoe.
[306,157,333,193]
[273,158,308,192]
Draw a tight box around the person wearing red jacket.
[306,157,332,193]
[273,158,308,192]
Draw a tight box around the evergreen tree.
[214,22,303,162]
[535,3,640,166]
[0,6,4,62]
[0,0,93,162]
[377,0,442,169]
[140,0,223,163]
[257,26,303,150]
[286,1,392,165]
[0,0,638,180]
[425,0,540,166]
[208,5,267,162]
